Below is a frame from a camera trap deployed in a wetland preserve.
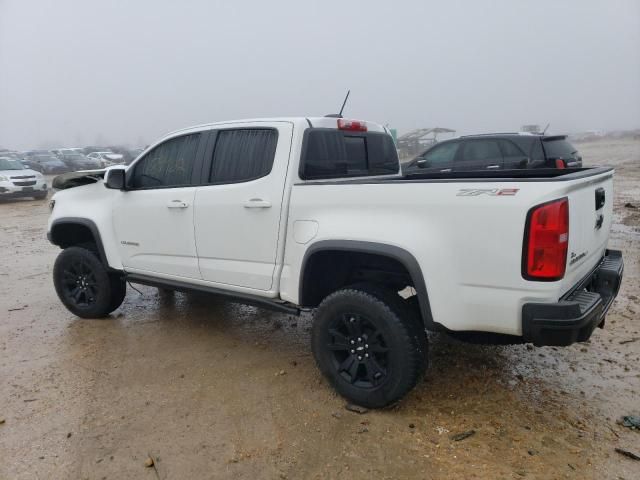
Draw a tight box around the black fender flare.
[48,217,110,268]
[300,240,440,330]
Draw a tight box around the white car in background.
[0,156,48,199]
[87,151,125,167]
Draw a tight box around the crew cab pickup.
[47,117,623,407]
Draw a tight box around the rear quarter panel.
[281,170,614,336]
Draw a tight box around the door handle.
[439,168,452,173]
[244,198,272,208]
[167,200,189,209]
[486,164,500,169]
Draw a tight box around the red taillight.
[555,158,566,169]
[523,198,569,281]
[337,119,367,132]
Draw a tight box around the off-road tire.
[108,274,127,312]
[312,284,428,408]
[53,246,125,318]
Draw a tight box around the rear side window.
[530,139,545,161]
[459,139,502,162]
[543,138,578,158]
[209,129,278,183]
[132,133,200,188]
[499,139,525,158]
[301,130,398,180]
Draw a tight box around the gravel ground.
[1,139,638,479]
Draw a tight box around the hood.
[52,168,106,189]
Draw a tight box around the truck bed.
[295,166,613,185]
[283,165,615,336]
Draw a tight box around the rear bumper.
[522,249,623,346]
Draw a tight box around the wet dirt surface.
[1,139,639,479]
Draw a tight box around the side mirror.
[105,168,126,190]
[416,158,431,168]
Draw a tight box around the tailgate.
[560,171,613,294]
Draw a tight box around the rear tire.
[53,246,126,318]
[312,284,427,408]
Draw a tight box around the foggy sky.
[1,0,639,150]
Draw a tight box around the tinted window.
[460,140,502,162]
[343,136,367,172]
[209,129,277,183]
[543,138,578,158]
[423,141,459,165]
[301,130,398,179]
[367,133,400,173]
[530,139,544,161]
[132,133,199,188]
[500,140,525,158]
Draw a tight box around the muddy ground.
[1,139,639,480]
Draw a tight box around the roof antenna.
[542,123,550,135]
[325,90,350,118]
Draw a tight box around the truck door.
[112,132,205,279]
[193,122,293,291]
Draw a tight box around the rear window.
[543,138,578,158]
[301,130,398,180]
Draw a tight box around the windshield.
[543,138,579,158]
[0,158,25,170]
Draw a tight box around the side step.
[126,273,301,316]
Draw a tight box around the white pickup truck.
[47,117,623,407]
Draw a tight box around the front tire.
[311,285,427,408]
[53,246,126,318]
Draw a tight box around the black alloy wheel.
[327,313,390,388]
[312,285,427,408]
[53,246,126,318]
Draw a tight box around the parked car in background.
[59,152,102,171]
[82,146,109,156]
[106,146,137,164]
[403,133,582,174]
[127,148,144,163]
[23,153,69,174]
[87,151,125,167]
[0,156,48,199]
[52,148,84,157]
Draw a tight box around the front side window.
[209,129,278,183]
[132,133,200,188]
[423,141,459,165]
